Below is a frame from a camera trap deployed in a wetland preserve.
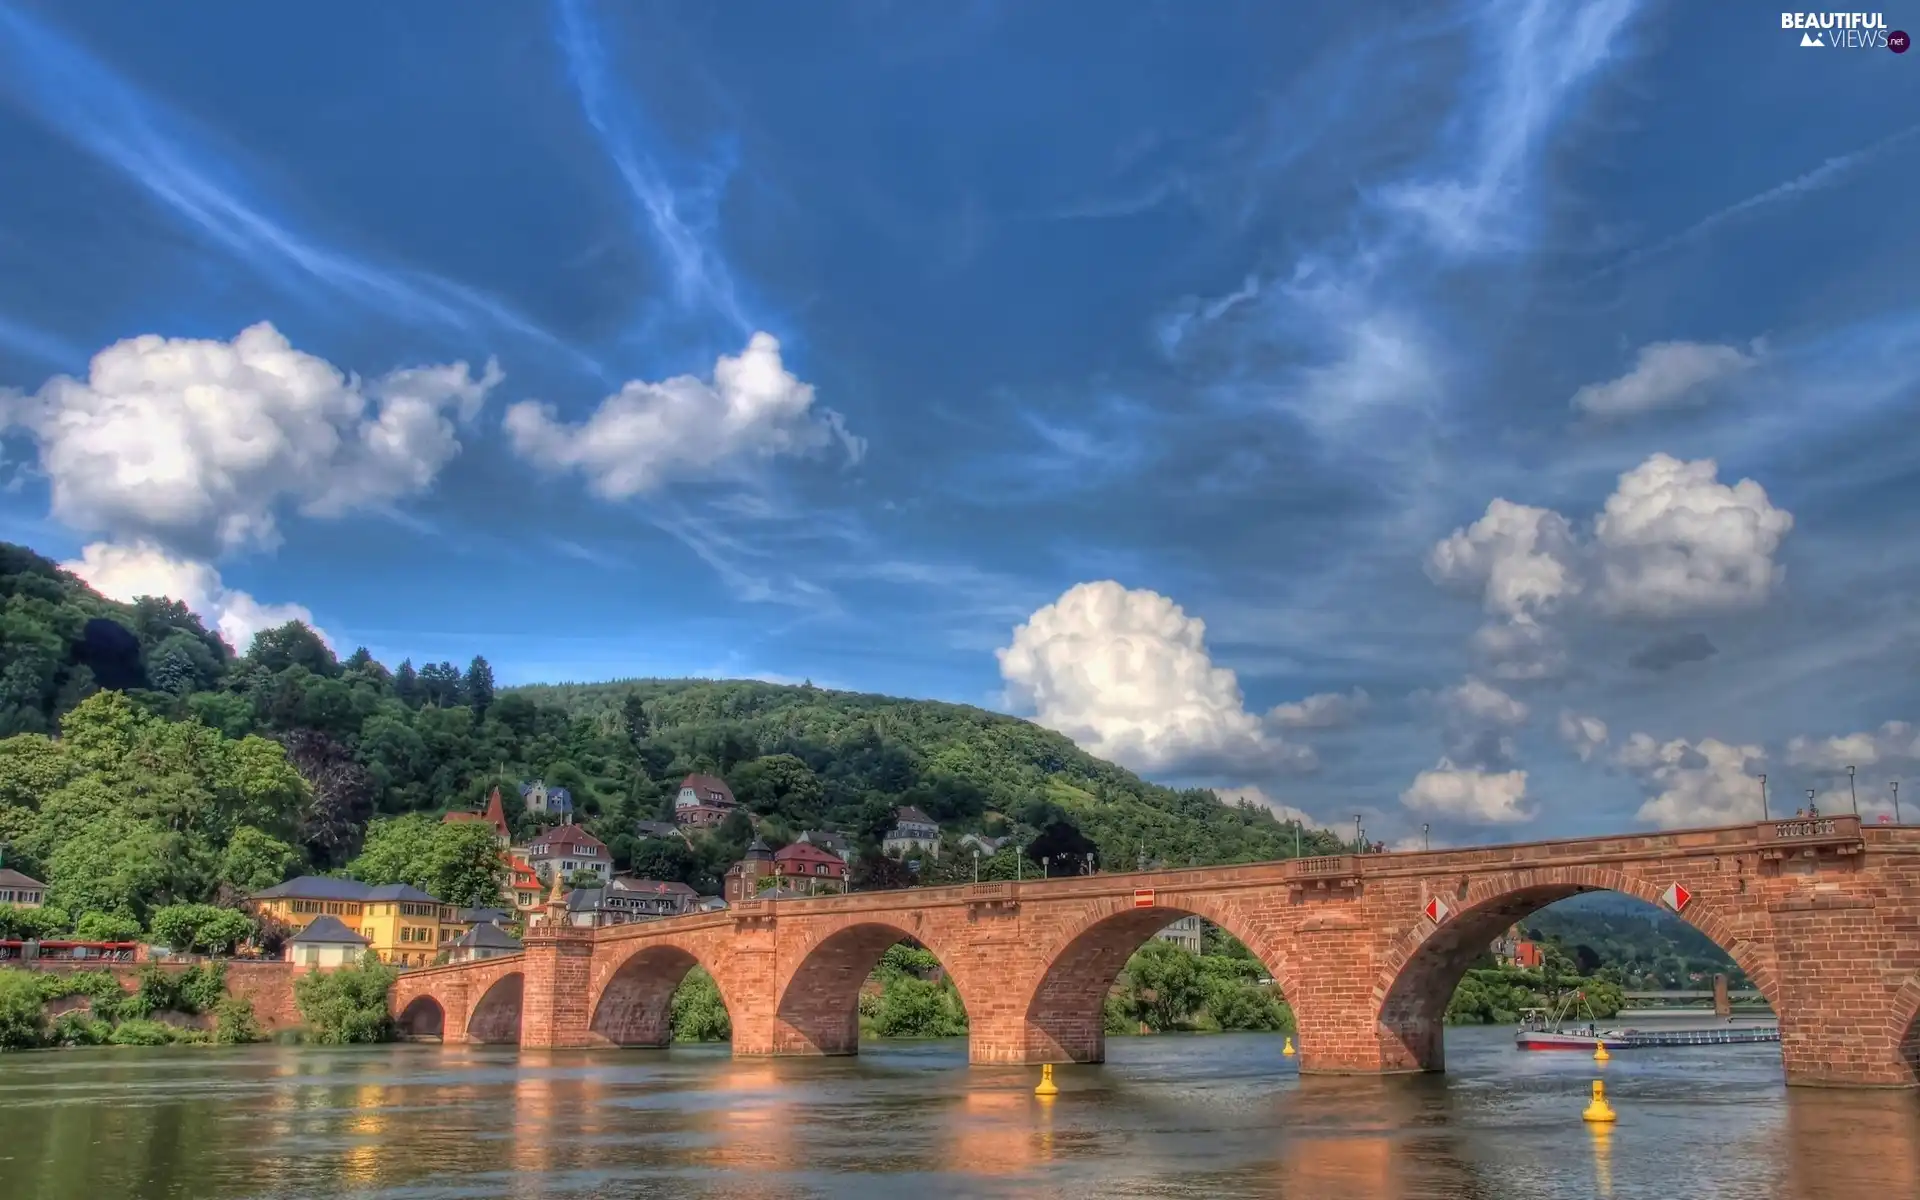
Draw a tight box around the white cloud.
[1427,498,1582,619]
[64,540,328,652]
[1268,688,1370,729]
[1471,616,1568,681]
[1592,454,1794,618]
[3,322,500,557]
[1571,340,1760,419]
[504,332,862,499]
[1401,759,1533,824]
[1785,722,1920,771]
[1441,676,1530,727]
[996,581,1317,776]
[1213,785,1321,828]
[1616,733,1766,829]
[1432,454,1794,644]
[1557,710,1610,761]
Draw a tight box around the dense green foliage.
[346,814,505,907]
[293,956,399,1044]
[669,967,732,1042]
[0,963,257,1050]
[859,944,969,1039]
[1446,964,1626,1025]
[1107,936,1296,1035]
[1522,903,1744,989]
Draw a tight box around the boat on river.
[1514,993,1780,1051]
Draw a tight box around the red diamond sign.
[1661,882,1691,913]
[1423,897,1450,924]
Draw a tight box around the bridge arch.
[396,994,445,1039]
[466,971,525,1044]
[1371,867,1779,1073]
[591,941,740,1047]
[1018,894,1298,1064]
[1890,975,1920,1085]
[773,918,984,1056]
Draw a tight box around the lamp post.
[972,849,980,884]
[1893,781,1902,825]
[1084,851,1095,876]
[1423,823,1430,852]
[1806,788,1817,817]
[1353,815,1362,855]
[1847,765,1859,815]
[1758,774,1769,821]
[1041,855,1050,879]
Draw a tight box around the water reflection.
[0,1031,1914,1200]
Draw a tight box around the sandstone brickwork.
[388,817,1920,1088]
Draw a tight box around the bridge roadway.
[390,815,1920,1088]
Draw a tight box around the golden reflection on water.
[1589,1123,1614,1199]
[340,1082,388,1187]
[1785,1087,1920,1195]
[691,1059,793,1171]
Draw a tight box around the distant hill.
[1525,898,1744,988]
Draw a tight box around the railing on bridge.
[1757,814,1863,858]
[1282,854,1360,891]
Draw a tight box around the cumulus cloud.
[1785,722,1920,771]
[1441,676,1530,727]
[1471,616,1568,681]
[1427,498,1582,619]
[1212,785,1321,828]
[504,332,863,499]
[1557,710,1609,761]
[1401,760,1533,824]
[1592,454,1794,618]
[64,541,327,652]
[996,581,1318,776]
[1571,340,1760,420]
[1268,687,1370,729]
[2,322,501,557]
[1432,454,1794,642]
[1616,733,1766,828]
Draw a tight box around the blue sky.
[1,0,1915,846]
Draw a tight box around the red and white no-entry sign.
[1661,882,1692,913]
[1133,889,1156,908]
[1423,896,1450,924]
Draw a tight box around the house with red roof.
[527,822,611,887]
[773,840,848,889]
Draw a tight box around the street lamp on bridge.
[1848,765,1859,815]
[1893,781,1902,825]
[1758,774,1768,821]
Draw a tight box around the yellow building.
[251,877,466,968]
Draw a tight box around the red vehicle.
[0,939,141,963]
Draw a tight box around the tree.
[278,729,374,867]
[73,910,143,942]
[349,815,505,907]
[294,955,397,1043]
[246,621,339,678]
[1027,818,1098,873]
[464,656,496,716]
[628,838,696,884]
[149,903,254,954]
[730,754,825,824]
[393,659,421,708]
[567,868,601,889]
[620,692,650,746]
[1125,940,1205,1031]
[221,825,301,891]
[850,849,912,892]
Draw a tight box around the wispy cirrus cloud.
[0,3,594,372]
[552,0,757,339]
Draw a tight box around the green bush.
[107,1018,177,1046]
[213,996,261,1045]
[176,962,227,1014]
[873,975,967,1039]
[49,1010,111,1046]
[38,970,128,1023]
[0,904,70,941]
[149,904,254,956]
[293,956,397,1044]
[1103,990,1133,1035]
[670,967,731,1042]
[0,969,47,1050]
[121,964,182,1021]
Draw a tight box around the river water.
[1,1028,1915,1199]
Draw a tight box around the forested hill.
[0,540,1341,922]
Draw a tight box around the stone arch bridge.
[390,816,1920,1088]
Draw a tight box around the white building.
[1153,915,1204,955]
[882,806,941,858]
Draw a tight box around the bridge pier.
[519,919,596,1049]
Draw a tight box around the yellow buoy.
[1282,1036,1296,1057]
[1034,1063,1059,1097]
[1593,1039,1610,1063]
[1582,1079,1616,1123]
